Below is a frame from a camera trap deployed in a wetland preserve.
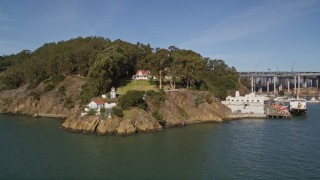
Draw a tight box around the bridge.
[238,71,320,94]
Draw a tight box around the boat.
[289,99,307,115]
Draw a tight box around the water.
[1,104,320,179]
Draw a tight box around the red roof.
[136,70,150,75]
[94,99,106,105]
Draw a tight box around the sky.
[1,0,320,71]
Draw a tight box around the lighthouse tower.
[110,87,116,98]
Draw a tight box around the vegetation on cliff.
[0,36,242,101]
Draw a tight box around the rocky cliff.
[0,76,85,117]
[158,90,229,126]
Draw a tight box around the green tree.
[170,49,205,89]
[118,90,147,110]
[149,49,171,89]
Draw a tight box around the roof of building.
[94,99,106,105]
[136,70,150,75]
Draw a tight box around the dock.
[265,102,292,119]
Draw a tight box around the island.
[0,37,249,135]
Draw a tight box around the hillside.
[0,76,85,117]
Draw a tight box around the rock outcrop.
[63,108,163,135]
[62,116,100,133]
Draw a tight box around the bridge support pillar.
[304,76,307,88]
[267,81,270,93]
[294,76,297,95]
[251,76,254,93]
[274,76,277,94]
[288,80,290,93]
[298,75,301,95]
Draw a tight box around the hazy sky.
[1,0,319,71]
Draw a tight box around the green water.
[1,104,320,179]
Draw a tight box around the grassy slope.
[117,80,158,95]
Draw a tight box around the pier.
[265,101,292,119]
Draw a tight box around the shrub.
[205,94,213,104]
[51,75,65,84]
[199,82,207,91]
[112,107,124,117]
[27,83,37,90]
[30,91,41,100]
[87,109,96,116]
[44,84,55,93]
[43,79,51,84]
[100,107,106,114]
[193,95,204,107]
[118,90,147,110]
[145,90,165,108]
[178,107,189,119]
[63,97,74,109]
[58,86,66,95]
[152,110,166,126]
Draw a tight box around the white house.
[85,99,117,112]
[82,98,117,117]
[86,99,105,110]
[132,70,151,80]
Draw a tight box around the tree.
[204,59,240,99]
[118,90,147,110]
[149,49,171,89]
[170,49,205,89]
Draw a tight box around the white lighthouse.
[110,87,116,98]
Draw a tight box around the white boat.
[289,99,307,115]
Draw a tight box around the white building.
[105,102,116,109]
[222,91,269,114]
[86,99,105,111]
[110,87,116,98]
[85,99,116,112]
